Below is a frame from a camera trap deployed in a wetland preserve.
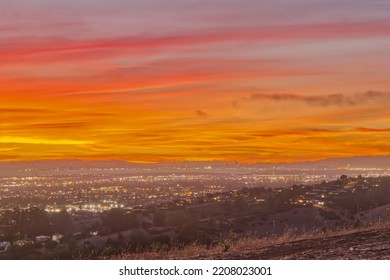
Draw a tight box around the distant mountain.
[250,156,390,169]
[310,156,390,168]
[0,156,389,170]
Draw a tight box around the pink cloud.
[1,21,390,66]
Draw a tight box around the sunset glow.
[1,0,390,162]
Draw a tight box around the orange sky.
[1,0,390,162]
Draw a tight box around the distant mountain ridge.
[251,156,390,169]
[0,156,389,170]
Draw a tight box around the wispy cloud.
[2,21,390,66]
[354,127,390,133]
[246,91,390,106]
[20,122,89,130]
[2,0,390,162]
[196,110,208,117]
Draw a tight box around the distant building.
[52,233,64,243]
[36,236,51,243]
[14,239,34,247]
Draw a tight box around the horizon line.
[1,154,389,165]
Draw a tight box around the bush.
[45,240,58,250]
[128,229,150,251]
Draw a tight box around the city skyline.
[1,0,390,162]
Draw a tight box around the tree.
[128,229,149,251]
[22,208,52,237]
[233,197,247,213]
[153,211,166,227]
[340,175,348,181]
[3,207,52,240]
[51,210,74,235]
[177,222,198,244]
[102,208,138,233]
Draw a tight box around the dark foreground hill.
[194,227,390,260]
[111,221,390,260]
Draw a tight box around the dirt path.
[197,227,390,260]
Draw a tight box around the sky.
[1,0,390,162]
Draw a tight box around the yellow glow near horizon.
[1,1,390,162]
[0,137,94,146]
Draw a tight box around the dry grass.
[101,218,390,260]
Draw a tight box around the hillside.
[196,227,390,260]
[111,221,390,260]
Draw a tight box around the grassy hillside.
[102,219,390,260]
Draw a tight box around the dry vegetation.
[98,218,390,260]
